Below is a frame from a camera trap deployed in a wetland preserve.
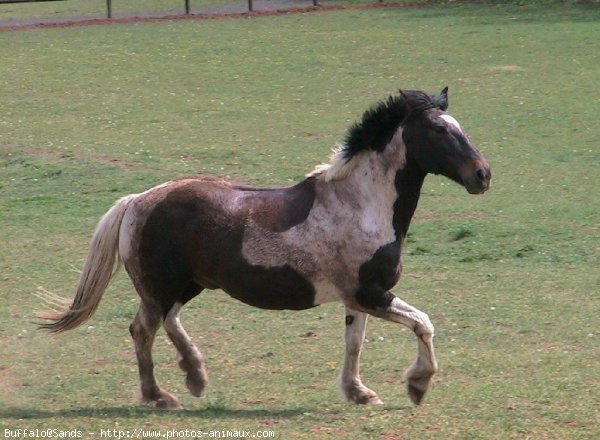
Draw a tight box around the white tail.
[38,194,137,333]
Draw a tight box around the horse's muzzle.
[464,164,491,195]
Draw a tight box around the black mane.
[342,90,440,160]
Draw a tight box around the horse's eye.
[432,124,447,134]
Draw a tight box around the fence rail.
[0,0,68,3]
[0,0,321,19]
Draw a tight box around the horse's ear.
[435,86,449,111]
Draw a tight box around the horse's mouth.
[466,185,490,195]
[465,178,491,195]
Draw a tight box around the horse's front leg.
[355,285,438,405]
[339,307,383,405]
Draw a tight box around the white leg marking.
[388,297,434,337]
[378,297,438,405]
[338,308,383,405]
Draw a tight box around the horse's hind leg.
[129,300,181,409]
[164,299,208,398]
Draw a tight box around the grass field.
[1,2,600,439]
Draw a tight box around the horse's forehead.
[440,114,463,132]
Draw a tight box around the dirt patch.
[0,2,424,32]
[0,365,24,394]
[487,65,524,74]
[2,144,149,171]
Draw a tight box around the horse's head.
[400,88,491,194]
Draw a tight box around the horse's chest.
[358,241,402,291]
[240,199,398,303]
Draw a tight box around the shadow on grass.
[0,404,309,421]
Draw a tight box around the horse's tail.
[37,194,137,333]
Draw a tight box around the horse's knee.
[414,310,434,338]
[129,319,151,344]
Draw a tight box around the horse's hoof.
[346,388,384,405]
[407,383,426,405]
[186,371,207,397]
[363,395,384,405]
[403,365,434,405]
[155,393,182,410]
[352,393,384,405]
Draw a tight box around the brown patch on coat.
[127,177,318,312]
[244,178,316,233]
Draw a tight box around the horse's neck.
[392,158,426,241]
[341,141,425,242]
[320,146,423,242]
[314,131,424,242]
[328,151,399,216]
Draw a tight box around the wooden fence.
[0,0,321,19]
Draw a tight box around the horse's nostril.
[476,168,487,182]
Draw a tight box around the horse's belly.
[219,263,318,310]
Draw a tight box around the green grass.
[1,3,600,439]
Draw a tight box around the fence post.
[106,0,112,19]
[248,0,252,12]
[185,0,190,14]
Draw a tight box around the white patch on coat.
[307,144,358,181]
[440,114,463,133]
[242,128,407,305]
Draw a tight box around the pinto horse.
[39,88,491,408]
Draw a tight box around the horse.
[38,87,491,409]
